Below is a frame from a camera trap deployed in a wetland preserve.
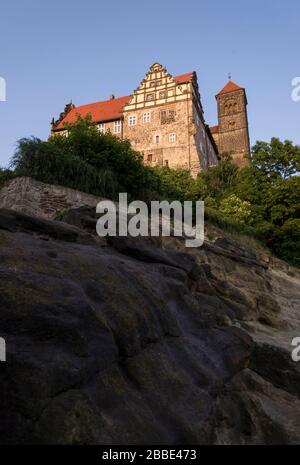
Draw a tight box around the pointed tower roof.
[216,80,243,97]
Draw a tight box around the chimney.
[109,94,115,100]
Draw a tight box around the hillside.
[0,202,299,444]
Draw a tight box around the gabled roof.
[216,80,243,97]
[54,71,194,130]
[55,95,131,130]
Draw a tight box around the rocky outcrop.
[0,207,299,444]
[0,177,101,219]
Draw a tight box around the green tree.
[219,194,252,224]
[251,138,300,179]
[153,166,197,202]
[11,117,164,201]
[197,152,238,200]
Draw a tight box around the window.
[146,93,154,102]
[147,153,153,162]
[128,115,137,126]
[165,160,169,167]
[161,109,176,124]
[169,133,176,142]
[114,120,121,133]
[159,91,167,99]
[150,80,161,87]
[143,112,151,123]
[155,135,160,144]
[98,123,105,133]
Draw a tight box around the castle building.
[52,63,250,175]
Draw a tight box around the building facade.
[52,63,250,174]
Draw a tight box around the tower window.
[155,134,160,144]
[128,115,137,126]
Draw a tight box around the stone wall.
[0,177,101,219]
[190,100,219,174]
[124,99,191,170]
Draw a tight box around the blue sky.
[0,0,299,166]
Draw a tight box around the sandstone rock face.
[0,207,299,444]
[0,177,101,219]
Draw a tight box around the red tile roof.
[54,72,194,130]
[173,72,194,84]
[216,80,243,97]
[209,125,219,135]
[55,95,131,130]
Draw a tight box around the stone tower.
[214,81,250,167]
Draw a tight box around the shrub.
[0,168,15,188]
